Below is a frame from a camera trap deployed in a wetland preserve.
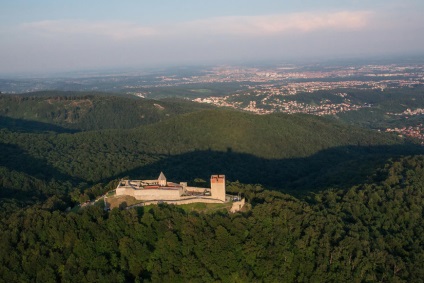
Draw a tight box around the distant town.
[191,64,423,115]
[2,60,424,143]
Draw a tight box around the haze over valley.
[2,1,424,282]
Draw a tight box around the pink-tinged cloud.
[19,11,371,41]
[20,20,156,40]
[186,11,372,35]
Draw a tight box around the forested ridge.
[1,105,416,207]
[1,156,424,282]
[0,93,422,206]
[0,93,213,131]
[2,92,424,282]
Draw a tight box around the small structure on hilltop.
[115,172,228,205]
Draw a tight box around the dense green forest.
[0,92,213,131]
[1,101,417,206]
[0,92,422,206]
[1,156,424,282]
[2,92,424,282]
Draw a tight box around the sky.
[1,0,423,75]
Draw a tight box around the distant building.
[115,172,227,205]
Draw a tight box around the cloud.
[19,11,372,41]
[20,20,156,40]
[5,10,396,74]
[187,11,372,36]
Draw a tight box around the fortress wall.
[143,197,224,206]
[116,188,135,197]
[185,187,209,193]
[117,175,227,204]
[133,188,180,200]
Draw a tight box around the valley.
[2,0,424,280]
[2,61,424,282]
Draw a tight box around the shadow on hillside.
[0,116,78,133]
[112,143,424,196]
[0,142,82,183]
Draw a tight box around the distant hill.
[2,92,423,208]
[1,108,415,192]
[123,110,421,193]
[0,92,214,131]
[134,109,402,159]
[2,92,424,283]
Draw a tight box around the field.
[105,194,234,212]
[105,195,143,209]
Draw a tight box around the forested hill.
[0,92,214,131]
[1,106,421,212]
[2,156,424,282]
[134,109,402,159]
[2,92,424,281]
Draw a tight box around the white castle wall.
[185,187,209,193]
[116,187,181,200]
[142,197,225,206]
[116,174,227,205]
[116,188,134,197]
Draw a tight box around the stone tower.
[210,175,226,202]
[158,172,167,186]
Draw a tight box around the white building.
[116,172,227,204]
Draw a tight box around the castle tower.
[158,172,167,186]
[210,175,226,202]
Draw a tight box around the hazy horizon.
[1,0,424,75]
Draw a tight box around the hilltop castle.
[116,172,227,204]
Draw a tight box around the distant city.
[191,64,423,114]
[2,60,424,142]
